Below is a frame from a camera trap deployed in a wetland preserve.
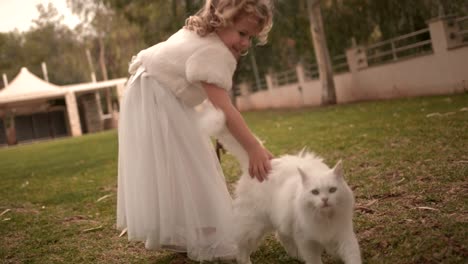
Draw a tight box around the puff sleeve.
[186,44,237,91]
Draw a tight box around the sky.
[0,0,80,33]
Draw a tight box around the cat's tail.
[197,102,249,172]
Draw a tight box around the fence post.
[296,63,306,106]
[346,45,367,72]
[345,46,362,102]
[265,74,275,90]
[391,41,398,60]
[238,82,250,96]
[296,63,306,85]
[428,16,460,53]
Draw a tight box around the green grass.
[1,93,467,263]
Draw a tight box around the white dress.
[117,29,238,261]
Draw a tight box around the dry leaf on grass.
[355,206,375,213]
[414,206,440,211]
[365,199,379,207]
[356,198,379,213]
[119,228,127,237]
[82,225,103,233]
[63,215,88,222]
[426,112,442,117]
[426,112,456,118]
[96,194,112,203]
[0,209,11,217]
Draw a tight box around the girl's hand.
[201,83,274,182]
[247,144,274,182]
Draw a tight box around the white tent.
[0,67,66,104]
[0,67,128,143]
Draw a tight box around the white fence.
[273,68,298,86]
[364,28,433,66]
[453,16,468,44]
[236,16,468,111]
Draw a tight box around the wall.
[236,17,468,111]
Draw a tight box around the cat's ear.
[298,147,308,158]
[298,167,308,185]
[332,159,344,179]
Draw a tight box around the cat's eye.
[329,187,337,193]
[311,189,319,195]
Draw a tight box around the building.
[0,67,127,146]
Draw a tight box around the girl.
[117,0,273,261]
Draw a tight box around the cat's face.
[298,160,347,211]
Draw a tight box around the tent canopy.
[63,78,127,94]
[0,67,66,104]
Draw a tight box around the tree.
[0,3,91,86]
[67,0,145,79]
[0,31,24,86]
[307,0,336,105]
[68,0,146,115]
[23,3,89,85]
[103,0,203,45]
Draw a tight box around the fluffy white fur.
[197,103,362,264]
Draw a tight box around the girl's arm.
[202,82,272,182]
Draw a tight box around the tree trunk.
[98,37,108,81]
[85,48,97,82]
[307,0,337,105]
[98,37,113,116]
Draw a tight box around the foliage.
[102,0,202,45]
[67,0,146,80]
[0,0,467,87]
[100,0,467,83]
[312,0,468,63]
[0,2,146,87]
[25,5,90,84]
[0,93,467,263]
[0,31,24,84]
[0,4,90,86]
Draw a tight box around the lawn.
[0,93,467,263]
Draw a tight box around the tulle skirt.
[117,71,237,261]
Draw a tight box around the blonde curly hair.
[185,0,273,45]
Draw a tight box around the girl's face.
[216,14,261,60]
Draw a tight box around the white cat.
[197,103,362,264]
